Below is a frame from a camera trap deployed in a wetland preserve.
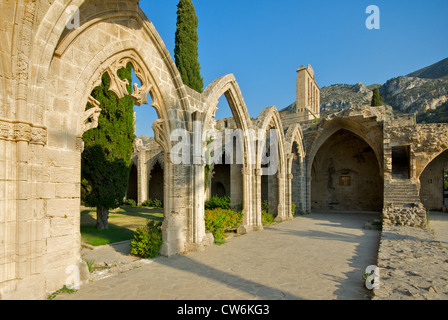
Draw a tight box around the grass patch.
[81,206,163,246]
[47,285,77,300]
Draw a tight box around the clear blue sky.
[134,0,448,137]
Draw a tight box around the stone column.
[137,153,147,206]
[160,156,188,256]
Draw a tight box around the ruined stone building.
[1,0,448,299]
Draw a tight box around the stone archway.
[255,106,290,221]
[148,161,164,203]
[202,74,258,231]
[419,149,448,210]
[0,0,214,299]
[310,129,383,212]
[127,162,138,203]
[284,124,306,214]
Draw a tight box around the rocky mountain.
[318,57,448,119]
[407,57,448,80]
[320,82,381,114]
[380,76,448,113]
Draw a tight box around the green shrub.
[204,208,243,242]
[205,195,231,210]
[123,198,136,207]
[261,210,275,226]
[130,220,163,259]
[291,203,296,216]
[261,200,269,213]
[141,198,163,208]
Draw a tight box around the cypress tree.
[174,0,204,93]
[371,87,383,106]
[81,63,136,230]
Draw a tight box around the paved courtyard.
[57,211,382,300]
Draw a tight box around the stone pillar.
[160,157,188,256]
[186,161,212,251]
[137,153,147,206]
[230,164,243,208]
[239,166,262,234]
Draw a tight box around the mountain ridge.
[316,57,448,119]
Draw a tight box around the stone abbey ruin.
[1,0,448,299]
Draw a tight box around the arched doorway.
[148,161,164,202]
[127,163,138,203]
[311,129,383,211]
[419,149,448,210]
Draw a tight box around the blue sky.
[134,0,448,137]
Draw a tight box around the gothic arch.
[255,106,287,169]
[202,74,258,230]
[307,118,384,178]
[30,0,190,128]
[284,124,306,213]
[31,0,208,266]
[203,74,253,134]
[255,106,290,220]
[308,125,384,212]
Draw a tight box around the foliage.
[371,87,383,106]
[83,258,95,273]
[204,208,243,242]
[261,210,275,226]
[123,198,136,207]
[417,101,448,124]
[205,195,231,210]
[141,198,163,208]
[130,220,164,259]
[81,63,136,229]
[261,200,269,213]
[174,0,204,93]
[47,285,77,300]
[291,203,296,216]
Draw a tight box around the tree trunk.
[96,206,109,230]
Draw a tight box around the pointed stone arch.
[1,0,217,298]
[306,115,384,213]
[202,74,258,231]
[285,124,306,214]
[255,106,290,221]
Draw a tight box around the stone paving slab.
[56,211,381,300]
[373,212,448,300]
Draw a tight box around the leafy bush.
[261,210,275,226]
[291,203,296,216]
[141,198,163,208]
[205,195,231,210]
[204,208,243,242]
[261,200,269,213]
[123,198,136,207]
[130,220,163,259]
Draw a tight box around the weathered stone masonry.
[1,0,448,300]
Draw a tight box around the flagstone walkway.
[56,211,382,300]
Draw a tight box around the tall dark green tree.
[371,87,383,106]
[174,0,204,93]
[81,63,136,230]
